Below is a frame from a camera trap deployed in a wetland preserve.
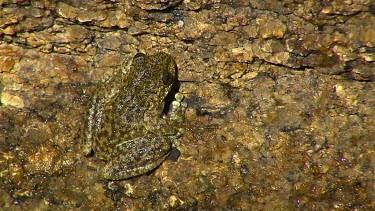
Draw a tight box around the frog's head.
[130,52,177,108]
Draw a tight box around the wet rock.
[174,16,213,40]
[133,0,182,10]
[1,92,24,108]
[257,14,287,39]
[0,0,374,210]
[0,57,15,73]
[23,144,57,175]
[209,31,238,46]
[56,2,78,19]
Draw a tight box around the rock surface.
[0,0,374,210]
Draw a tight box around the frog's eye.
[133,53,146,61]
[133,53,146,60]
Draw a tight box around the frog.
[82,52,186,180]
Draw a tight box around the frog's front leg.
[101,136,172,180]
[170,93,187,137]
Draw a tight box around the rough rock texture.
[0,0,374,210]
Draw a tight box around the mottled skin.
[82,52,186,180]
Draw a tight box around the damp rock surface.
[0,0,374,210]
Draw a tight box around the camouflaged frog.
[82,52,186,180]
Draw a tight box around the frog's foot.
[101,137,172,180]
[101,153,169,180]
[170,92,187,121]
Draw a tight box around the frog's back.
[91,53,176,159]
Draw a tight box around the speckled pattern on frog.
[82,52,186,180]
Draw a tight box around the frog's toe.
[170,93,186,118]
[174,93,184,102]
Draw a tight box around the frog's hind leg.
[101,137,172,180]
[102,153,169,180]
